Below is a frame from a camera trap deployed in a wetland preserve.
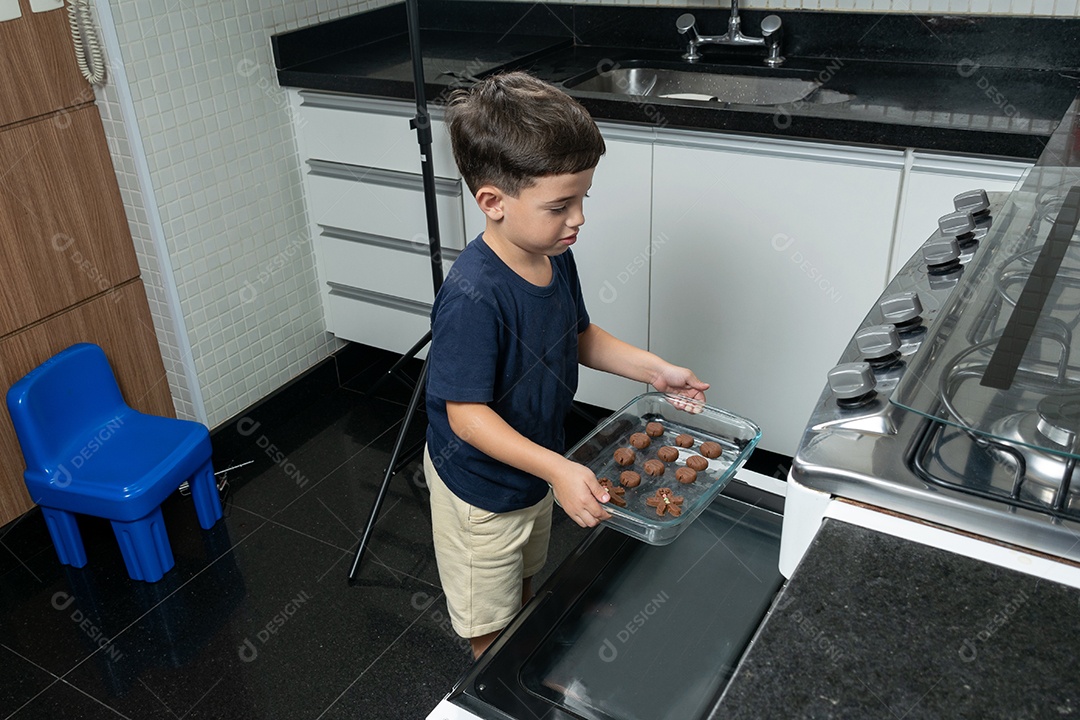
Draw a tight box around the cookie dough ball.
[657,446,679,463]
[629,432,651,449]
[674,434,694,448]
[675,467,698,484]
[644,459,665,477]
[645,422,664,438]
[620,471,641,488]
[613,447,636,466]
[686,455,709,472]
[699,441,722,459]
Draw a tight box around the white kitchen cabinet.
[290,90,1032,437]
[292,89,467,356]
[572,123,654,409]
[650,131,905,455]
[889,152,1030,278]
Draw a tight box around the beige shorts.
[424,446,553,638]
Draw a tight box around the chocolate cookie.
[699,441,723,459]
[613,447,636,466]
[644,459,665,477]
[675,467,698,484]
[599,478,627,507]
[646,487,684,517]
[674,434,694,448]
[629,432,651,449]
[657,446,679,463]
[620,471,642,488]
[645,422,664,438]
[686,455,709,472]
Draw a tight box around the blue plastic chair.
[5,343,222,582]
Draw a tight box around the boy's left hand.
[651,364,709,408]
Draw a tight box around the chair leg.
[41,508,87,568]
[189,460,222,530]
[111,506,174,582]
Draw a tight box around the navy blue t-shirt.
[426,235,591,513]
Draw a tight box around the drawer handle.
[299,91,444,120]
[327,282,432,317]
[307,159,460,196]
[320,225,461,262]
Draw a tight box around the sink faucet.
[676,9,785,67]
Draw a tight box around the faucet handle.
[676,13,696,34]
[761,14,782,35]
[761,14,784,68]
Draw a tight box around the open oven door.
[432,480,785,720]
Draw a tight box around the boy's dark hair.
[445,71,606,197]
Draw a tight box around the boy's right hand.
[549,459,612,528]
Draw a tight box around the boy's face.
[481,168,595,258]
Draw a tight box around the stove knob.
[922,236,962,273]
[954,189,991,220]
[880,291,923,329]
[938,211,977,246]
[828,362,876,406]
[856,324,901,365]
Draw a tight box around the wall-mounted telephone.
[67,0,105,85]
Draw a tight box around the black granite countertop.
[273,1,1080,159]
[711,519,1080,719]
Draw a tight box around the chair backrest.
[5,343,129,473]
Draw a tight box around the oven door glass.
[462,491,783,720]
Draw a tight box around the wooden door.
[0,0,88,126]
[0,106,140,335]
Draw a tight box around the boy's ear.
[475,185,505,221]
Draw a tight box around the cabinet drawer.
[297,91,458,178]
[307,160,466,250]
[317,228,458,305]
[323,283,432,357]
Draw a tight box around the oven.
[782,96,1080,591]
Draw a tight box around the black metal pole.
[348,0,443,580]
[407,0,445,298]
[364,329,431,398]
[348,362,429,579]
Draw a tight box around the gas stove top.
[791,97,1080,563]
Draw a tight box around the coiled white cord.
[67,0,105,85]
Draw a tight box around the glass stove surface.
[892,102,1080,461]
[517,497,783,720]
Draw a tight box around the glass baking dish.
[564,392,761,545]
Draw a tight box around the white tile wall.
[91,0,398,427]
[94,81,200,421]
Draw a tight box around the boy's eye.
[548,195,586,214]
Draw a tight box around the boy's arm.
[578,324,710,402]
[446,401,613,528]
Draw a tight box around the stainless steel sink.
[566,66,840,106]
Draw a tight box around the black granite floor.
[0,343,601,720]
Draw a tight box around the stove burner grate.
[909,414,1080,520]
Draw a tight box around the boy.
[424,71,708,659]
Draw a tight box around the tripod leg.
[348,358,429,580]
[365,330,432,397]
